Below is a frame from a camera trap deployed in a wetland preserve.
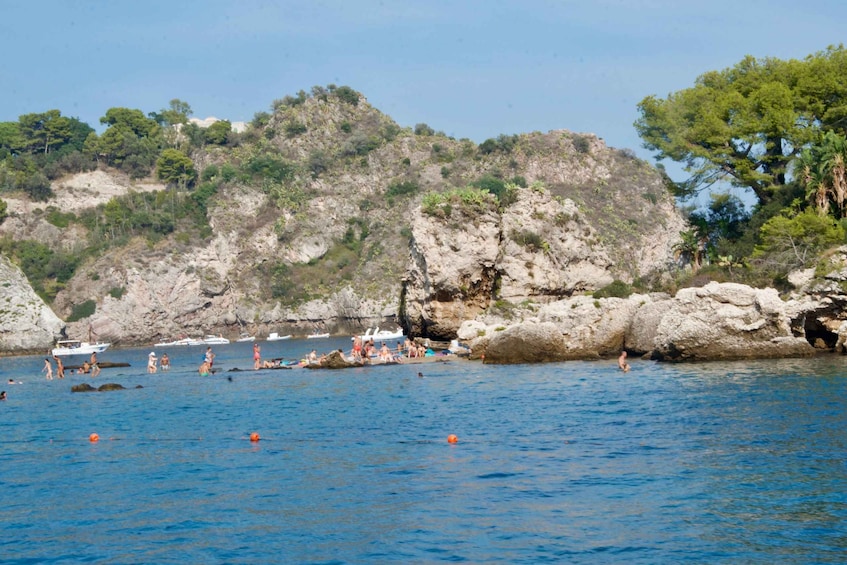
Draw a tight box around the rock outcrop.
[649,282,814,361]
[402,182,683,341]
[403,197,501,341]
[458,282,817,363]
[0,255,64,353]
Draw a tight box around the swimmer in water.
[618,350,631,373]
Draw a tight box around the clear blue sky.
[2,0,845,191]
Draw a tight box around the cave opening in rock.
[803,316,838,350]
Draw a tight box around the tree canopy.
[635,45,847,206]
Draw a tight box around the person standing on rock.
[42,358,53,380]
[253,343,261,370]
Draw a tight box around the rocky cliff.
[0,90,688,350]
[0,255,64,353]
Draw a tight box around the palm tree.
[673,229,703,270]
[798,131,847,218]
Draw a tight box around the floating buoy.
[89,433,99,443]
[250,432,260,442]
[447,434,458,444]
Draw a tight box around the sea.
[1,337,846,564]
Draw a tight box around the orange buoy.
[250,432,260,442]
[447,434,458,444]
[89,433,100,443]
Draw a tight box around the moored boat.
[266,332,292,341]
[306,331,330,339]
[154,337,203,347]
[354,327,405,342]
[203,335,230,345]
[52,340,111,357]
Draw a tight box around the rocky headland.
[4,90,847,363]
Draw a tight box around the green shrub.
[340,132,380,156]
[201,164,219,182]
[244,154,294,182]
[308,150,329,177]
[592,280,633,299]
[108,286,125,299]
[333,86,360,106]
[67,299,96,322]
[478,134,519,155]
[510,229,545,252]
[284,121,308,138]
[385,180,419,198]
[572,134,591,154]
[44,207,76,228]
[471,175,518,208]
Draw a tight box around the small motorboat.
[154,337,203,347]
[306,331,330,339]
[354,327,405,342]
[236,333,256,342]
[266,332,292,341]
[203,335,230,345]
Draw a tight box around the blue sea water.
[1,338,846,563]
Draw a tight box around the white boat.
[306,331,330,339]
[236,333,256,342]
[266,332,292,341]
[52,340,111,357]
[203,335,230,345]
[354,327,405,342]
[154,337,203,347]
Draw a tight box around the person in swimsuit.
[198,361,210,377]
[54,356,65,379]
[253,343,261,370]
[160,353,170,372]
[618,351,631,372]
[90,352,101,377]
[43,358,53,380]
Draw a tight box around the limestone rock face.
[497,190,613,300]
[1,119,687,350]
[481,322,567,364]
[403,199,502,341]
[458,282,824,364]
[402,165,685,341]
[651,282,814,361]
[627,294,674,354]
[0,255,64,352]
[460,295,640,362]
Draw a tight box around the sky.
[2,0,846,199]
